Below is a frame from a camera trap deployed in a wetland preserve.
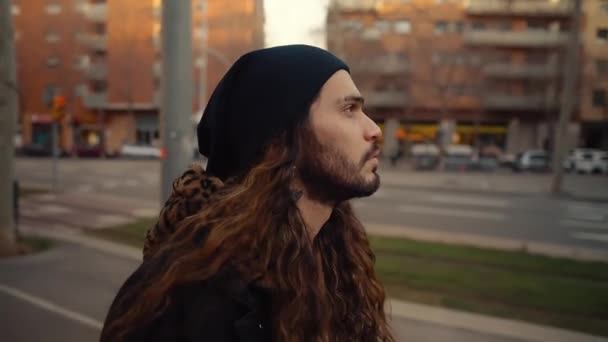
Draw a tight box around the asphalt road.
[0,241,524,342]
[15,158,608,251]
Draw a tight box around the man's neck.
[296,191,333,239]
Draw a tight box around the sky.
[264,0,330,48]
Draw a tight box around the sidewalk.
[378,161,608,202]
[18,224,607,342]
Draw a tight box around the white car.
[564,149,608,175]
[513,150,549,172]
[120,144,161,159]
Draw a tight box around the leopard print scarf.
[142,164,224,260]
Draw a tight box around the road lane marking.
[125,179,140,187]
[0,284,103,331]
[571,232,608,243]
[429,194,509,209]
[76,184,93,193]
[398,204,506,221]
[560,219,608,230]
[565,205,605,222]
[102,181,118,189]
[38,204,72,215]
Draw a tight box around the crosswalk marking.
[429,194,508,209]
[571,232,608,243]
[38,204,72,215]
[76,184,93,193]
[561,219,608,230]
[125,179,140,187]
[399,204,506,221]
[565,205,606,222]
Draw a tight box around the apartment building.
[327,0,579,155]
[12,0,90,155]
[581,0,608,149]
[12,0,265,157]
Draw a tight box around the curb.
[18,224,608,342]
[387,300,608,342]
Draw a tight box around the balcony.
[482,94,557,111]
[86,63,107,80]
[77,33,107,51]
[464,29,568,48]
[329,0,377,11]
[466,0,573,17]
[365,90,408,108]
[82,3,107,22]
[350,55,409,75]
[82,90,108,109]
[484,63,558,79]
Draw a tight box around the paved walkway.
[15,224,608,342]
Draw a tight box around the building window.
[471,21,485,31]
[597,60,608,75]
[91,80,107,92]
[94,23,106,34]
[46,4,62,15]
[195,0,206,12]
[434,21,448,34]
[11,4,20,15]
[394,20,411,34]
[453,21,465,33]
[375,20,391,33]
[593,89,607,107]
[46,32,61,43]
[47,57,61,68]
[74,55,90,69]
[362,27,381,40]
[597,28,608,43]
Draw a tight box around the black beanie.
[197,44,349,181]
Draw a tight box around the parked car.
[563,149,607,175]
[411,143,440,170]
[574,150,607,175]
[120,144,161,159]
[444,144,474,171]
[512,150,550,172]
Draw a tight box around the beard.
[296,125,381,205]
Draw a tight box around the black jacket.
[101,261,272,342]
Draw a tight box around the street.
[3,157,607,342]
[15,158,608,252]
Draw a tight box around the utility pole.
[160,0,193,203]
[198,0,207,112]
[0,0,19,253]
[551,0,582,195]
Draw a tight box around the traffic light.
[51,95,67,121]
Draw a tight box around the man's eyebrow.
[338,95,365,105]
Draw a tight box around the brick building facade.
[12,0,265,157]
[327,0,588,155]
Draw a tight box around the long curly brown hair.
[102,121,395,342]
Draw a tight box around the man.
[101,45,394,342]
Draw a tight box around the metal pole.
[160,0,193,203]
[551,0,582,195]
[199,0,207,111]
[51,121,59,192]
[0,0,18,251]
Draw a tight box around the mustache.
[360,143,381,165]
